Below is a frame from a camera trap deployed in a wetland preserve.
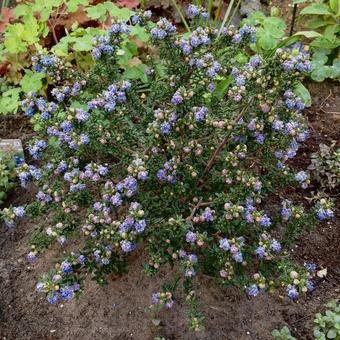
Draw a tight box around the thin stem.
[170,0,191,33]
[186,198,202,222]
[226,0,241,27]
[214,0,223,24]
[207,0,214,14]
[289,4,298,36]
[201,97,254,178]
[217,0,235,38]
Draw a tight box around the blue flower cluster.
[131,10,152,25]
[284,90,305,110]
[0,206,25,228]
[28,139,47,160]
[295,170,310,189]
[186,4,209,20]
[218,25,256,44]
[192,106,208,122]
[21,92,58,119]
[151,291,174,309]
[315,198,334,220]
[88,80,131,112]
[177,27,211,55]
[51,82,82,102]
[47,120,90,150]
[188,52,221,80]
[92,20,131,60]
[150,18,177,40]
[32,55,59,73]
[157,159,177,184]
[179,250,198,277]
[192,207,214,224]
[17,164,42,187]
[36,256,82,304]
[219,237,244,263]
[255,233,282,259]
[278,43,312,73]
[149,108,178,136]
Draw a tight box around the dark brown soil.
[0,81,339,340]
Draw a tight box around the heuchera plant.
[0,5,335,330]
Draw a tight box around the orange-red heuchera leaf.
[115,0,140,9]
[0,8,15,33]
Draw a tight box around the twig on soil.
[290,314,311,325]
[320,110,340,115]
[319,90,333,109]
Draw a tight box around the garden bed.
[0,80,338,340]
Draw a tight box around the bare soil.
[0,84,339,339]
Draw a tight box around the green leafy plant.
[309,143,340,190]
[314,300,340,339]
[297,0,340,81]
[272,326,297,340]
[241,8,287,53]
[0,151,16,205]
[0,0,150,115]
[0,78,21,114]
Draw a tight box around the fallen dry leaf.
[317,268,327,278]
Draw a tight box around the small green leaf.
[293,30,322,38]
[329,0,339,14]
[327,329,336,339]
[20,71,45,93]
[258,32,277,50]
[151,318,161,326]
[292,0,307,4]
[312,50,328,65]
[14,4,30,18]
[130,26,150,42]
[123,63,148,82]
[300,3,332,16]
[215,75,233,99]
[305,17,335,30]
[86,3,107,22]
[330,59,340,79]
[0,88,21,114]
[294,81,311,107]
[311,65,331,82]
[104,2,134,21]
[67,0,89,13]
[73,35,94,51]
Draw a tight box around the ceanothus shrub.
[0,6,335,330]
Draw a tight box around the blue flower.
[60,260,73,274]
[305,263,317,272]
[13,206,25,217]
[171,93,183,105]
[255,246,266,258]
[260,214,271,227]
[60,286,75,301]
[186,231,196,244]
[219,238,230,251]
[47,292,59,304]
[160,122,171,135]
[306,280,316,292]
[247,284,259,297]
[120,240,135,253]
[287,285,298,300]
